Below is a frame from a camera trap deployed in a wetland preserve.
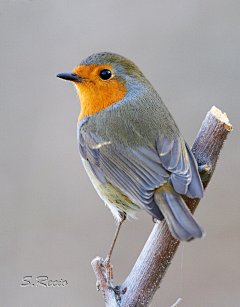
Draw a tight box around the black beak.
[56,73,84,82]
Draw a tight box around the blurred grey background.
[1,1,239,306]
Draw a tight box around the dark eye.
[99,69,112,80]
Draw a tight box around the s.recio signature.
[20,276,68,287]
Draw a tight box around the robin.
[57,52,204,261]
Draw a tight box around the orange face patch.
[71,64,127,122]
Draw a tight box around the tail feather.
[154,184,204,241]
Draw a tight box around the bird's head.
[57,52,150,122]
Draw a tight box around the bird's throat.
[76,82,127,122]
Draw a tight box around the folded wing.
[79,130,204,237]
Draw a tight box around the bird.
[57,52,204,261]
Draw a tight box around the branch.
[91,106,232,306]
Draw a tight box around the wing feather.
[78,130,203,215]
[79,132,169,209]
[157,136,203,198]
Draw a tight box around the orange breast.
[71,64,127,122]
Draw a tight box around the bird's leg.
[106,215,126,263]
[104,212,126,282]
